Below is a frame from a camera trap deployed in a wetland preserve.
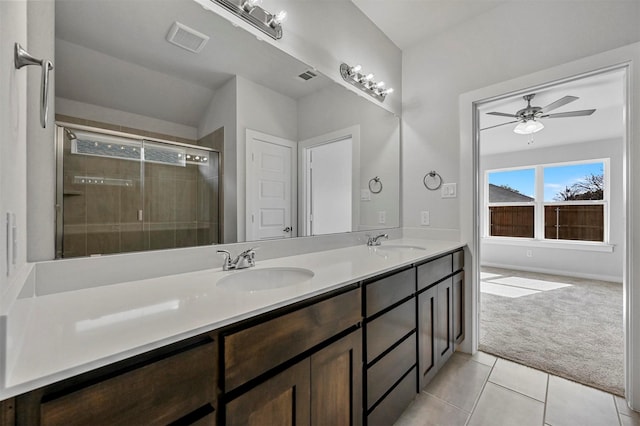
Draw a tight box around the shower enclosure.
[56,125,221,258]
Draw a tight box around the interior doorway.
[245,129,297,241]
[303,137,353,236]
[475,68,626,395]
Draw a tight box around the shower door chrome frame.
[55,122,223,258]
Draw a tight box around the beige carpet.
[479,267,624,396]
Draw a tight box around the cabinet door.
[436,278,454,368]
[225,360,311,426]
[453,271,465,345]
[311,330,362,426]
[418,286,437,390]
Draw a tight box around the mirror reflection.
[54,0,400,258]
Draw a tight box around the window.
[485,160,608,244]
[543,162,605,242]
[487,168,535,238]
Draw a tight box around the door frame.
[245,129,297,241]
[298,126,360,236]
[460,43,639,408]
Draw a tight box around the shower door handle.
[14,43,54,128]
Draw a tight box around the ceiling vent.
[298,70,318,81]
[166,22,209,54]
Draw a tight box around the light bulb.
[383,88,394,95]
[364,73,374,81]
[514,119,544,135]
[375,81,385,88]
[242,0,261,11]
[270,10,287,26]
[350,65,362,74]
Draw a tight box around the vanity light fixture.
[339,63,393,102]
[212,0,286,40]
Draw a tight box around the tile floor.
[395,352,640,426]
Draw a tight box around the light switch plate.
[441,183,457,198]
[420,211,430,226]
[378,211,386,224]
[361,189,371,201]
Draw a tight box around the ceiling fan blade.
[540,95,578,113]
[480,120,519,131]
[486,112,518,118]
[541,109,596,118]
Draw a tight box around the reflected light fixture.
[513,119,544,135]
[212,0,287,39]
[339,63,394,102]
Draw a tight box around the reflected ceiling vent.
[166,22,209,54]
[298,70,318,81]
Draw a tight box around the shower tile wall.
[59,116,221,258]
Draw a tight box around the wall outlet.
[420,210,430,226]
[526,249,533,258]
[378,211,386,224]
[441,183,457,198]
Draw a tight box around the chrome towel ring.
[423,171,443,191]
[369,176,383,194]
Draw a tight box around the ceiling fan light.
[514,119,544,135]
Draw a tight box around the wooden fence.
[489,204,604,242]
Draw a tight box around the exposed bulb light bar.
[339,63,393,102]
[513,119,544,135]
[211,0,285,40]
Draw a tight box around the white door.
[246,130,296,240]
[305,137,352,235]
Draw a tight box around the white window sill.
[482,237,614,252]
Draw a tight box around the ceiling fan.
[482,93,596,134]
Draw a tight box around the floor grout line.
[542,371,550,425]
[464,358,495,426]
[486,378,548,404]
[422,390,472,414]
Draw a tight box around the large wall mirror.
[54,0,400,258]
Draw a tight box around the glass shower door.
[59,128,144,258]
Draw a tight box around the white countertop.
[3,238,463,399]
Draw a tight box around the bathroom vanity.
[0,240,465,425]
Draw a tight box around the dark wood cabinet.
[224,288,362,426]
[311,330,362,426]
[15,336,218,426]
[453,270,465,344]
[417,249,465,390]
[435,277,454,368]
[225,360,311,426]
[417,285,437,390]
[363,269,417,425]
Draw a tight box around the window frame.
[484,159,610,246]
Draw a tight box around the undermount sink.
[374,245,426,251]
[216,267,315,292]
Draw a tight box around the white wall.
[298,84,400,230]
[198,77,237,243]
[57,98,198,140]
[235,76,298,242]
[26,0,55,262]
[402,1,640,233]
[480,139,623,282]
[0,0,28,298]
[193,0,402,116]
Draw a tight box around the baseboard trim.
[481,262,622,283]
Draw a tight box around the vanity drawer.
[39,341,217,426]
[367,366,417,426]
[224,288,361,391]
[366,298,416,362]
[365,268,415,316]
[453,249,464,273]
[417,254,452,291]
[367,333,416,409]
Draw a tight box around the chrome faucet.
[367,233,389,246]
[217,248,257,271]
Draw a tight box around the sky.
[488,162,604,201]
